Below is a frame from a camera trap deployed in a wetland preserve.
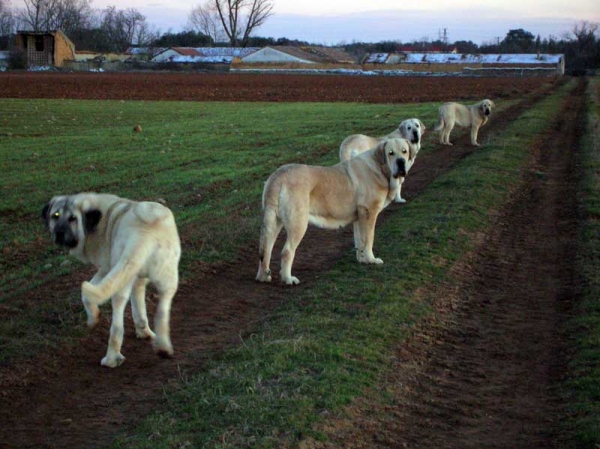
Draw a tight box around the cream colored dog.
[256,138,411,285]
[339,118,424,203]
[434,99,495,146]
[42,193,181,368]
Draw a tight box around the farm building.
[240,46,356,65]
[151,47,260,64]
[362,52,565,75]
[124,47,166,60]
[15,30,76,67]
[151,47,203,62]
[74,51,131,63]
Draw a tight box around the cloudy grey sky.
[22,0,600,44]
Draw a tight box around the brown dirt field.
[0,71,551,103]
[0,73,579,448]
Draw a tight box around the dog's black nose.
[54,230,66,245]
[397,158,407,177]
[54,227,77,248]
[412,131,419,143]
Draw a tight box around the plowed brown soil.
[0,73,578,449]
[0,71,547,102]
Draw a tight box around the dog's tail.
[82,241,153,305]
[434,116,444,132]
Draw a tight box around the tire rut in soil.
[0,80,567,449]
[313,80,586,448]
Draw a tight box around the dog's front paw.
[256,268,272,283]
[394,197,407,204]
[101,353,126,368]
[357,252,383,264]
[153,338,174,358]
[281,275,300,286]
[87,314,100,329]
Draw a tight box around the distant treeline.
[1,0,598,75]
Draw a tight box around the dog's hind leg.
[443,121,455,145]
[280,215,307,286]
[131,278,155,339]
[101,281,135,368]
[435,117,446,144]
[152,271,178,358]
[256,207,282,282]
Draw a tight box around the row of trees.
[0,0,161,51]
[0,0,274,50]
[1,0,598,72]
[342,24,600,73]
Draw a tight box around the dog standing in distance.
[339,118,425,203]
[42,193,181,368]
[256,138,411,285]
[434,99,495,146]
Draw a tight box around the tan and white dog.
[256,138,411,285]
[42,193,181,368]
[434,99,495,146]
[339,118,425,203]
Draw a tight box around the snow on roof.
[125,47,161,55]
[363,53,390,64]
[366,53,563,65]
[193,47,260,57]
[169,55,235,63]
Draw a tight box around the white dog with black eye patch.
[42,193,181,368]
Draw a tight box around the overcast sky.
[22,0,600,44]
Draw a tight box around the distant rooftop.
[363,53,563,64]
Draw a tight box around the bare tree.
[0,0,15,49]
[571,21,598,50]
[18,0,57,31]
[48,0,93,36]
[17,0,93,33]
[188,1,225,43]
[99,6,156,52]
[0,0,15,35]
[188,0,274,47]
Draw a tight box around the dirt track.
[0,74,581,448]
[311,79,585,448]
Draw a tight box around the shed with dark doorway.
[15,30,76,68]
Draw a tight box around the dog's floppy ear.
[375,141,392,179]
[41,202,51,228]
[490,100,495,108]
[398,121,406,135]
[84,209,102,234]
[418,119,426,134]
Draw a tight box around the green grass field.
[563,77,600,447]
[0,79,598,448]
